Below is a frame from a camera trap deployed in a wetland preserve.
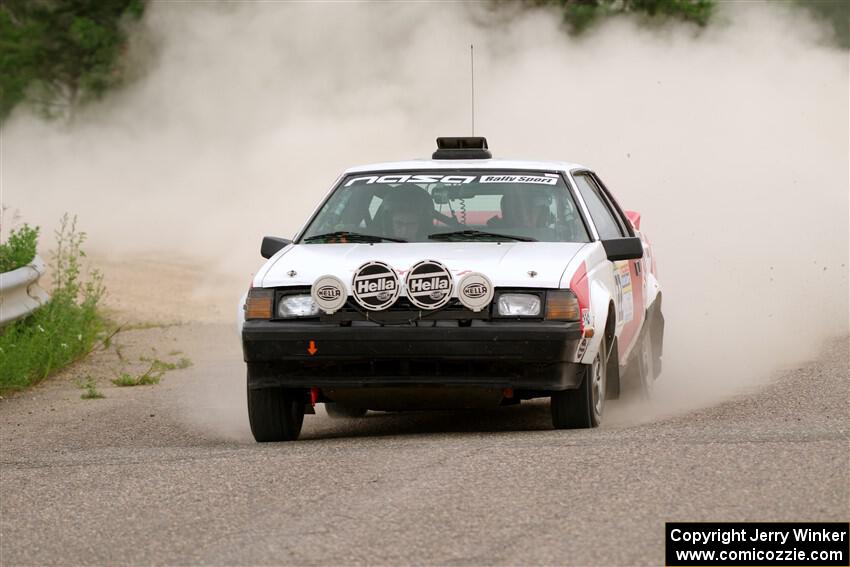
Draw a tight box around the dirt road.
[0,258,847,565]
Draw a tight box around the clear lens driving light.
[497,293,542,317]
[277,294,320,318]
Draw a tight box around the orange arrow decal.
[307,340,318,356]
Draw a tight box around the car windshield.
[299,170,591,244]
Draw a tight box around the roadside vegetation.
[111,355,192,387]
[0,214,193,395]
[112,370,160,387]
[141,355,192,372]
[78,376,105,399]
[0,223,39,272]
[0,215,107,393]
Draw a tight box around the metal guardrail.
[0,255,50,328]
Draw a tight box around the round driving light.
[457,272,494,312]
[405,260,453,310]
[351,261,400,311]
[311,275,347,314]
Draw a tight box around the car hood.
[260,242,587,290]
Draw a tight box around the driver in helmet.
[380,186,436,241]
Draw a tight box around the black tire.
[247,384,305,442]
[551,337,606,429]
[325,403,368,419]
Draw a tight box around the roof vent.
[432,137,492,160]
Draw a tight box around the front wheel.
[551,338,606,429]
[247,384,305,442]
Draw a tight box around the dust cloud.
[1,1,847,424]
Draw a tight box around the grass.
[0,223,38,272]
[140,356,192,372]
[112,370,160,387]
[111,356,192,387]
[0,214,195,396]
[121,321,183,331]
[97,320,179,351]
[78,377,104,399]
[0,215,106,393]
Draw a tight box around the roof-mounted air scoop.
[432,137,492,160]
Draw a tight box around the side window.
[573,173,625,239]
[591,174,632,236]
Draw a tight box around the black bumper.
[243,321,584,391]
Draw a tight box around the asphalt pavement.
[1,324,847,566]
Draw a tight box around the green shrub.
[112,369,160,387]
[79,377,104,399]
[0,215,106,392]
[518,0,714,34]
[0,224,39,273]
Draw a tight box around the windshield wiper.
[428,229,537,242]
[303,231,407,243]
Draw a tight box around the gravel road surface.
[1,316,847,565]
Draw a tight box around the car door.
[572,171,645,357]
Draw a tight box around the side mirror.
[261,236,292,259]
[601,237,643,261]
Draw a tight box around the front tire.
[551,337,606,429]
[247,384,305,442]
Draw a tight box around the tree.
[0,0,145,122]
[795,0,850,49]
[519,0,714,34]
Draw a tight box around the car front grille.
[323,297,487,323]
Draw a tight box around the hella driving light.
[277,294,320,318]
[497,293,542,317]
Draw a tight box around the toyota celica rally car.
[239,137,664,442]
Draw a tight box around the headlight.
[277,294,320,318]
[497,293,542,317]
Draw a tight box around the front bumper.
[243,320,584,391]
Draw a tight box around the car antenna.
[470,43,475,136]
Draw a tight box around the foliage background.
[1,0,847,123]
[0,0,144,121]
[0,224,38,272]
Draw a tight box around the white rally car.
[240,137,664,442]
